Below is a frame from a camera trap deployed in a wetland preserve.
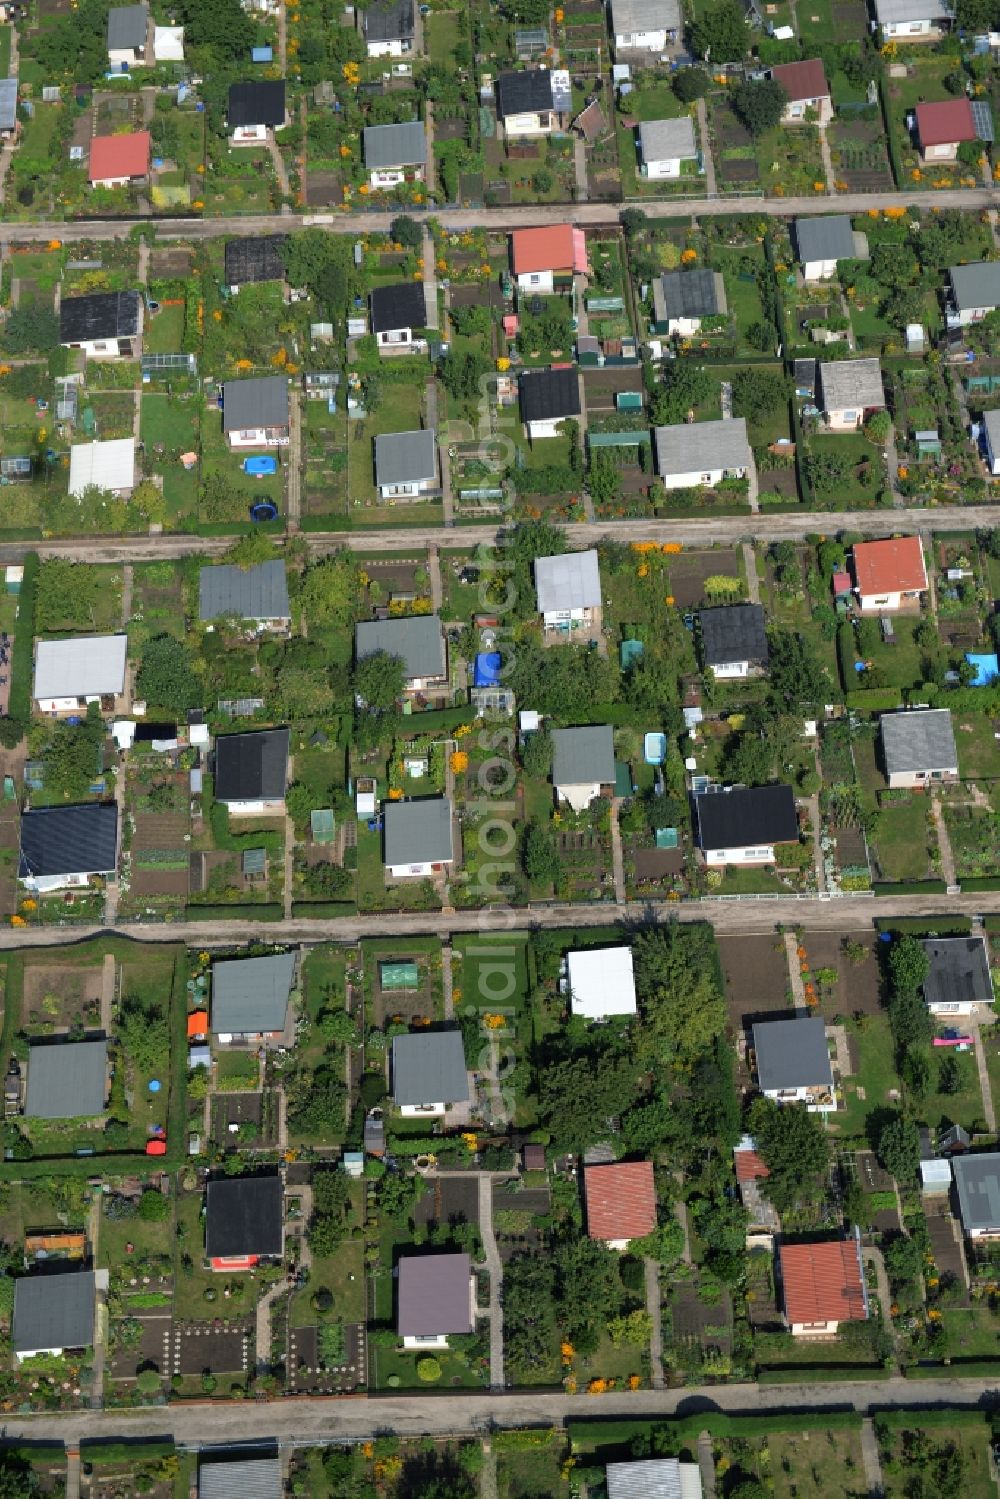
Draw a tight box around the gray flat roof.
[794,215,860,266]
[363,120,427,169]
[953,1151,1000,1233]
[222,376,289,433]
[383,796,454,867]
[355,613,445,682]
[397,1251,472,1336]
[552,724,615,787]
[874,0,951,21]
[638,117,697,163]
[752,1016,832,1092]
[610,0,681,31]
[199,561,290,622]
[33,633,128,701]
[199,1458,283,1499]
[107,3,148,48]
[880,708,957,775]
[0,78,17,133]
[392,1030,469,1106]
[535,549,601,613]
[25,1040,108,1119]
[211,951,296,1035]
[653,268,726,323]
[374,428,438,487]
[985,408,1000,453]
[950,260,1000,313]
[921,936,995,1009]
[12,1270,96,1355]
[606,1460,702,1499]
[199,1459,283,1499]
[654,417,750,477]
[818,357,885,413]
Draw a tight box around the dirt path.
[930,792,958,889]
[972,1019,996,1132]
[574,136,589,202]
[99,953,116,1034]
[860,1417,884,1498]
[644,1258,664,1390]
[441,940,454,1020]
[819,125,835,195]
[696,99,716,198]
[286,388,302,532]
[283,815,294,920]
[477,1173,505,1390]
[742,542,760,604]
[610,798,625,904]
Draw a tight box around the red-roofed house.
[89,130,151,188]
[851,535,928,612]
[770,60,832,126]
[511,225,589,293]
[779,1238,868,1337]
[584,1160,656,1250]
[914,99,976,162]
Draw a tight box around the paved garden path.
[930,793,958,890]
[610,799,626,904]
[819,125,836,195]
[644,1258,664,1390]
[65,1445,81,1499]
[696,100,716,198]
[784,931,808,1009]
[284,814,295,920]
[422,225,438,330]
[99,953,116,1034]
[972,1018,996,1132]
[480,1439,499,1499]
[697,1431,717,1498]
[286,388,302,532]
[862,1246,896,1371]
[574,136,589,203]
[441,941,454,1019]
[478,1173,505,1391]
[741,542,760,604]
[860,1416,885,1498]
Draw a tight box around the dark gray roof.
[205,1175,284,1259]
[818,358,884,413]
[752,1016,832,1092]
[654,418,750,477]
[694,784,798,851]
[211,951,296,1034]
[950,260,1000,313]
[496,69,555,119]
[355,614,445,681]
[374,429,438,488]
[363,120,426,169]
[224,236,287,288]
[953,1151,1000,1233]
[921,937,995,1009]
[654,268,726,321]
[383,797,454,867]
[370,282,427,334]
[199,1458,282,1499]
[397,1252,472,1336]
[228,81,286,128]
[222,377,289,433]
[794,215,861,266]
[638,117,697,164]
[107,3,147,49]
[552,724,615,787]
[393,1030,468,1106]
[880,708,957,775]
[214,729,289,802]
[12,1271,96,1355]
[60,291,140,344]
[363,0,415,41]
[25,1040,108,1119]
[19,804,118,881]
[199,561,290,622]
[519,367,581,424]
[699,603,769,667]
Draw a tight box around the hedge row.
[80,1441,176,1463]
[184,903,283,922]
[845,687,904,711]
[877,1404,989,1423]
[291,901,357,919]
[875,915,971,935]
[902,1362,1000,1383]
[958,875,1000,892]
[400,704,478,734]
[7,551,38,723]
[984,915,1000,935]
[568,1411,864,1455]
[872,879,948,896]
[757,1365,890,1385]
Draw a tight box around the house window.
[529,274,542,285]
[700,472,712,482]
[842,410,857,423]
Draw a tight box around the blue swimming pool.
[243,455,277,476]
[644,732,666,765]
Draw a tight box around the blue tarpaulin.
[474,652,501,687]
[243,455,277,476]
[965,651,999,686]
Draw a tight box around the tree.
[536,1040,640,1153]
[281,231,357,321]
[503,1252,556,1376]
[672,67,710,102]
[352,650,406,748]
[621,208,648,239]
[938,1052,962,1095]
[37,704,105,801]
[118,995,169,1076]
[719,731,774,787]
[732,79,789,137]
[632,923,726,1062]
[439,351,490,404]
[0,1449,37,1498]
[390,215,422,250]
[138,1190,169,1221]
[520,728,551,780]
[300,551,363,630]
[174,0,253,60]
[309,1168,351,1256]
[747,1097,829,1212]
[287,1066,347,1135]
[690,0,749,60]
[223,533,278,570]
[509,643,619,719]
[732,368,787,420]
[136,634,203,715]
[887,934,931,998]
[864,409,891,444]
[552,1233,625,1349]
[872,1111,920,1184]
[767,629,829,705]
[2,303,60,354]
[650,362,717,425]
[521,820,559,886]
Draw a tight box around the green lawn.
[455,932,530,1012]
[144,304,186,355]
[954,711,1000,780]
[347,381,426,505]
[832,1013,901,1138]
[940,1306,1000,1361]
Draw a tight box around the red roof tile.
[734,1146,769,1183]
[89,130,151,184]
[771,59,829,103]
[780,1239,867,1325]
[915,98,975,148]
[511,225,587,276]
[584,1161,656,1242]
[851,536,927,598]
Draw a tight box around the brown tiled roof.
[780,1239,867,1325]
[851,536,927,596]
[584,1160,656,1241]
[771,58,829,103]
[915,98,976,148]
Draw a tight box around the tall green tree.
[747,1096,830,1212]
[690,0,750,60]
[136,635,203,715]
[632,923,726,1062]
[732,79,790,137]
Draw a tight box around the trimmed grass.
[954,710,1000,780]
[832,1013,901,1138]
[770,1427,868,1499]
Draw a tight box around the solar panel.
[972,99,994,142]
